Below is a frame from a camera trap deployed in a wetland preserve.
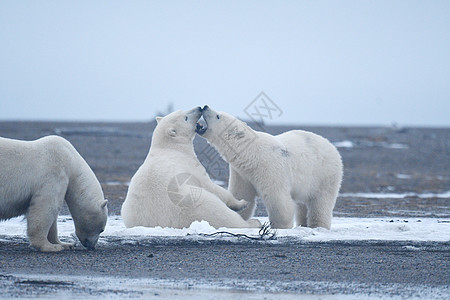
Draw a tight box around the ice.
[4,273,447,299]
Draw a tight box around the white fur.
[121,108,260,229]
[0,135,108,252]
[200,106,343,229]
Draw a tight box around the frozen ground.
[0,122,449,298]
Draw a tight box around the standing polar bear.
[0,136,108,252]
[121,107,260,229]
[198,105,343,229]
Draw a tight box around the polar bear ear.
[167,128,177,137]
[100,200,108,209]
[155,116,163,124]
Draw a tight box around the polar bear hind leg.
[306,189,337,230]
[263,191,295,229]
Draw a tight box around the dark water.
[1,121,449,218]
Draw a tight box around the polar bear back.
[0,136,87,220]
[274,130,343,197]
[0,136,70,219]
[121,151,189,228]
[277,130,342,171]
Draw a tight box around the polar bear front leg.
[229,167,257,220]
[28,212,64,252]
[48,219,75,249]
[202,180,249,212]
[27,192,65,252]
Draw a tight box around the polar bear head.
[197,105,257,161]
[152,107,203,148]
[74,198,108,250]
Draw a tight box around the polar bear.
[121,107,260,229]
[0,135,108,252]
[198,105,343,229]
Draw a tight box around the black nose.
[202,105,209,111]
[83,239,95,250]
[197,106,202,112]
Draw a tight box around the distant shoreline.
[0,119,448,129]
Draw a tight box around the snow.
[1,216,449,243]
[333,140,409,149]
[339,191,450,199]
[333,141,354,148]
[396,173,412,179]
[103,181,130,186]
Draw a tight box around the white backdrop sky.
[0,1,449,126]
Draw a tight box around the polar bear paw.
[59,242,75,250]
[228,199,249,212]
[39,243,65,252]
[248,219,262,228]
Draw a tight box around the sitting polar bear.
[121,107,260,229]
[0,135,108,252]
[198,105,343,229]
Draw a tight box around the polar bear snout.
[80,235,99,250]
[187,106,203,118]
[195,122,207,135]
[199,105,219,123]
[197,105,224,137]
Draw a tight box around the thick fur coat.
[0,136,108,251]
[200,106,343,229]
[121,107,260,229]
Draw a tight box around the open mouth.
[195,119,207,135]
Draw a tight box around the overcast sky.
[0,1,449,126]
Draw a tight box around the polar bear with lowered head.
[121,107,260,229]
[0,136,108,252]
[198,105,343,229]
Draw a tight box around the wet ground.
[0,239,449,298]
[0,121,449,298]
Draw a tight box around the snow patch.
[333,141,354,148]
[1,216,449,243]
[339,191,450,199]
[102,181,130,186]
[396,174,412,179]
[333,140,409,149]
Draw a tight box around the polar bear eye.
[185,116,188,121]
[216,115,220,120]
